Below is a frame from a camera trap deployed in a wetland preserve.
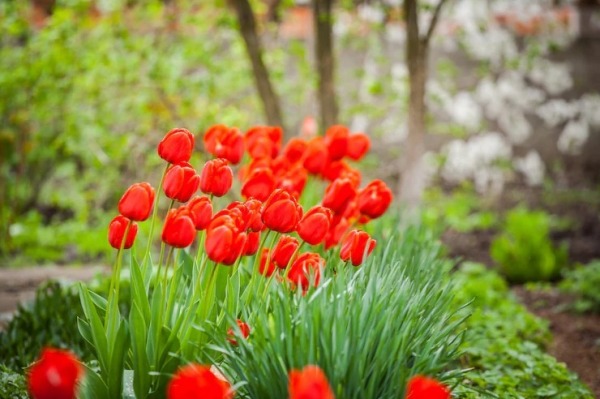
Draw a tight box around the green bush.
[560,260,600,313]
[490,207,568,283]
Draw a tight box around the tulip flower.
[357,179,393,219]
[302,137,328,175]
[186,196,212,230]
[322,178,357,215]
[283,137,307,164]
[340,230,376,267]
[277,165,308,198]
[158,128,195,165]
[324,125,350,161]
[242,231,261,256]
[205,211,246,265]
[262,189,303,233]
[241,167,276,202]
[296,206,332,245]
[288,252,324,291]
[245,125,283,159]
[203,124,244,165]
[324,216,350,250]
[162,207,196,248]
[167,364,233,399]
[108,215,138,249]
[259,248,277,276]
[28,348,83,399]
[227,319,251,345]
[200,158,233,197]
[347,132,370,160]
[118,182,155,221]
[272,235,300,269]
[244,199,264,232]
[163,162,200,202]
[321,160,353,182]
[405,375,450,399]
[289,365,334,399]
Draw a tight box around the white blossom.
[580,94,600,128]
[529,59,573,95]
[536,99,580,127]
[357,5,386,25]
[445,91,482,131]
[558,118,589,155]
[498,109,532,144]
[515,151,545,186]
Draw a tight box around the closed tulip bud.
[296,206,332,245]
[227,320,251,345]
[324,125,350,161]
[262,189,303,233]
[158,128,195,165]
[302,137,328,175]
[289,365,335,399]
[245,126,283,159]
[321,160,352,182]
[205,212,246,265]
[324,216,350,250]
[162,207,196,248]
[287,252,324,291]
[167,364,233,399]
[357,179,393,219]
[186,196,212,230]
[322,178,357,215]
[203,124,244,165]
[272,235,299,269]
[277,166,308,198]
[347,132,370,160]
[163,162,200,202]
[118,182,155,221]
[244,199,264,232]
[406,375,450,399]
[340,230,376,267]
[200,158,233,197]
[259,248,277,276]
[241,167,276,202]
[243,231,261,256]
[28,348,83,399]
[283,138,307,164]
[108,215,138,249]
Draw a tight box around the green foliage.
[491,207,568,283]
[213,229,465,398]
[0,365,27,399]
[451,263,593,399]
[560,260,600,313]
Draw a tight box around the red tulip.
[108,215,138,249]
[322,178,357,215]
[272,235,300,269]
[205,211,246,265]
[245,126,283,159]
[283,138,307,164]
[296,206,332,245]
[288,252,324,291]
[259,248,277,276]
[162,207,196,248]
[118,182,155,221]
[262,189,303,233]
[324,216,350,250]
[227,319,251,345]
[187,196,212,230]
[324,125,349,161]
[163,162,200,202]
[244,199,264,232]
[167,364,233,399]
[200,158,233,197]
[405,375,450,399]
[357,180,393,219]
[321,160,355,182]
[241,167,276,202]
[347,132,370,160]
[302,137,328,175]
[158,128,195,165]
[28,348,83,399]
[289,365,334,399]
[203,124,244,165]
[340,230,376,267]
[277,165,308,198]
[243,231,261,256]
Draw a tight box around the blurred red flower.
[167,364,233,399]
[259,248,277,276]
[118,182,155,221]
[357,179,393,219]
[28,347,83,399]
[322,178,357,215]
[227,319,251,345]
[203,124,244,165]
[302,137,328,175]
[241,167,276,202]
[324,125,349,161]
[347,132,370,160]
[288,365,335,399]
[405,375,450,399]
[245,125,283,159]
[158,128,195,165]
[283,137,307,164]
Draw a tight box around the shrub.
[490,207,568,283]
[560,260,600,313]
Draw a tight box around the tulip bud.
[347,132,370,160]
[244,199,264,232]
[167,364,233,399]
[162,207,196,248]
[322,178,357,215]
[242,231,261,256]
[203,124,244,165]
[283,137,307,164]
[186,196,212,230]
[262,189,303,233]
[324,125,350,161]
[158,128,195,165]
[227,320,251,345]
[287,252,325,291]
[271,235,300,269]
[108,215,138,250]
[241,167,276,202]
[302,137,328,175]
[296,206,332,245]
[259,248,277,276]
[200,158,233,197]
[163,162,200,203]
[406,375,451,399]
[28,348,83,399]
[118,182,155,221]
[245,126,283,159]
[340,229,376,267]
[289,365,334,399]
[357,179,393,219]
[205,211,246,265]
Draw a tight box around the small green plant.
[560,260,600,313]
[491,207,568,283]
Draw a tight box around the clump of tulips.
[27,124,450,398]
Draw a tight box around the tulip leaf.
[107,319,128,399]
[76,317,94,349]
[130,303,150,399]
[78,284,109,374]
[79,364,109,399]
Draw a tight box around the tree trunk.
[312,0,338,131]
[230,0,284,127]
[399,0,428,207]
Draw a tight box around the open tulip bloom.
[69,124,456,399]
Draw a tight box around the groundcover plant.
[25,125,462,399]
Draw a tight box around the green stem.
[259,232,280,300]
[143,163,170,267]
[154,199,175,285]
[283,240,306,278]
[106,221,131,326]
